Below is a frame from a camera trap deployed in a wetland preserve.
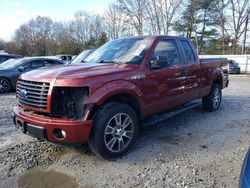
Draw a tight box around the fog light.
[53,129,66,139]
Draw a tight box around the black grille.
[17,79,50,110]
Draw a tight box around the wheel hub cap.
[213,88,221,108]
[0,79,9,93]
[104,113,134,153]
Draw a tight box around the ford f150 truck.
[13,36,229,160]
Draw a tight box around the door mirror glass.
[150,55,169,70]
[150,57,161,70]
[17,66,26,72]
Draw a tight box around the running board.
[142,100,200,127]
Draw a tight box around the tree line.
[0,0,249,56]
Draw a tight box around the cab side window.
[22,62,31,69]
[44,60,61,66]
[152,39,182,67]
[180,40,196,64]
[30,60,45,68]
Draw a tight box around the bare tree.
[161,0,183,35]
[70,11,106,50]
[52,22,78,54]
[90,14,105,40]
[71,11,92,49]
[212,0,230,54]
[118,0,148,35]
[145,0,182,35]
[14,16,55,56]
[145,0,161,34]
[229,0,249,54]
[242,6,249,54]
[105,3,129,39]
[33,16,54,55]
[4,1,249,56]
[15,22,37,55]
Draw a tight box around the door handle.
[180,69,187,76]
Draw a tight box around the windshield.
[0,58,24,69]
[229,60,238,66]
[85,38,154,64]
[71,49,95,64]
[0,58,15,67]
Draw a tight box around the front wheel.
[88,102,139,160]
[202,84,222,112]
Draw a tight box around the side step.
[142,100,200,127]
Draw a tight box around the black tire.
[0,78,11,93]
[88,102,139,160]
[202,83,222,112]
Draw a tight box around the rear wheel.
[88,102,139,160]
[202,84,222,112]
[0,78,11,93]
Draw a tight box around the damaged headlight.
[51,87,88,119]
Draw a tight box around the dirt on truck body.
[13,35,229,160]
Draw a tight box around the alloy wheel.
[0,79,10,93]
[212,87,221,109]
[104,113,134,153]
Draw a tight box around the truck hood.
[21,63,135,80]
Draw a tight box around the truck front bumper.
[12,106,92,144]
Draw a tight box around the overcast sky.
[0,0,114,41]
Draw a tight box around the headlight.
[51,87,88,119]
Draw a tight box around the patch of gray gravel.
[0,75,250,188]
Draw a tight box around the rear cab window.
[180,40,196,64]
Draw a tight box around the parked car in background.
[0,57,63,93]
[240,148,250,188]
[0,53,22,64]
[229,60,241,74]
[70,49,96,64]
[56,55,73,64]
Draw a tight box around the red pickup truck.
[13,36,229,159]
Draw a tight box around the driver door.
[144,38,188,115]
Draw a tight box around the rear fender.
[213,68,223,86]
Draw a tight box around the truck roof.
[119,35,190,41]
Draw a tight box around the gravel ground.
[0,75,250,188]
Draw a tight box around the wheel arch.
[213,76,223,88]
[85,80,143,121]
[87,92,141,121]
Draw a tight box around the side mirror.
[150,59,161,69]
[150,56,168,69]
[18,66,26,72]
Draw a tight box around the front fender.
[85,80,144,106]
